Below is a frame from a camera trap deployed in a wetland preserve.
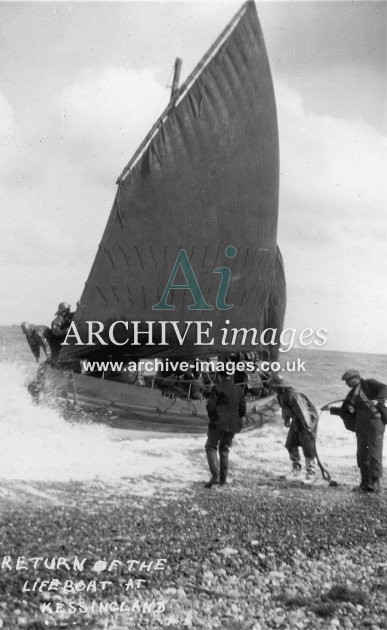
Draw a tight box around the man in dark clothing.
[329,369,387,493]
[51,301,74,339]
[21,322,54,363]
[51,302,74,359]
[274,377,319,484]
[204,371,246,488]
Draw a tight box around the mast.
[116,0,251,185]
[171,57,182,100]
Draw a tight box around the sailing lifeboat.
[41,0,286,433]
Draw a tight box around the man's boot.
[204,450,219,488]
[304,457,316,484]
[219,451,229,486]
[353,467,370,492]
[286,449,302,480]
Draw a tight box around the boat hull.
[36,368,279,434]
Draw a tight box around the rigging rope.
[314,402,344,488]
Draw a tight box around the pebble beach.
[1,328,387,629]
[0,466,387,630]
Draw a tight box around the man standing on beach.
[273,377,319,484]
[328,370,387,493]
[204,370,246,488]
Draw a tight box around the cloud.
[275,80,387,352]
[54,65,169,179]
[1,65,169,252]
[0,92,20,169]
[276,79,387,255]
[277,81,386,215]
[0,67,169,323]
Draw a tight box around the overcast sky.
[1,1,386,353]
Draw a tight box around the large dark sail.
[60,0,286,364]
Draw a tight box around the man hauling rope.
[325,369,387,493]
[272,376,319,485]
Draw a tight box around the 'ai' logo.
[152,246,237,311]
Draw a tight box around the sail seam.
[96,286,108,305]
[134,246,145,270]
[119,246,130,267]
[105,248,116,269]
[111,286,120,303]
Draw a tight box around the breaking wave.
[1,333,383,492]
[0,362,204,489]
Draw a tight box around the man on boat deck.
[51,301,74,338]
[21,322,54,363]
[327,370,387,493]
[51,301,74,359]
[204,369,246,488]
[273,377,319,484]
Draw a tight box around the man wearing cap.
[273,376,319,484]
[204,370,246,488]
[329,370,387,492]
[51,302,75,359]
[51,302,74,337]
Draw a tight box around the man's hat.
[341,369,360,381]
[56,301,71,315]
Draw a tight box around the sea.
[1,325,387,495]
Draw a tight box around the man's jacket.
[278,387,319,435]
[26,325,53,361]
[51,312,74,340]
[331,379,387,432]
[206,380,246,433]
